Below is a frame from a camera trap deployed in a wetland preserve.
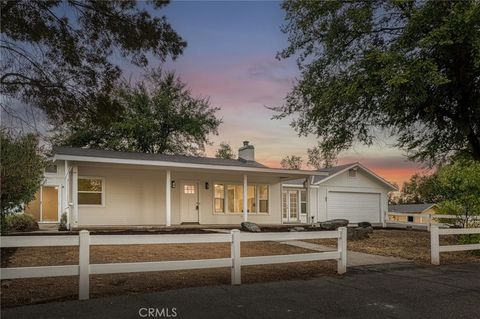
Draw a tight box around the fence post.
[230,229,241,285]
[79,230,90,300]
[382,212,387,228]
[427,214,432,232]
[431,225,440,265]
[337,227,347,274]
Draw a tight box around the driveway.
[2,263,479,319]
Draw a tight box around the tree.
[401,173,441,204]
[1,0,186,127]
[433,160,480,227]
[307,145,337,169]
[274,1,480,165]
[54,70,221,156]
[216,142,235,159]
[0,131,45,228]
[280,155,303,170]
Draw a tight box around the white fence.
[430,225,480,265]
[0,228,347,300]
[385,213,478,231]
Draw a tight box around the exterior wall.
[314,169,390,223]
[71,164,283,226]
[390,207,438,224]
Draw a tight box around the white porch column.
[243,174,248,222]
[72,164,79,227]
[165,170,171,226]
[306,176,311,224]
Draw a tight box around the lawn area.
[309,228,480,265]
[0,240,336,308]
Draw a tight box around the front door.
[25,186,59,222]
[282,190,299,223]
[180,182,199,223]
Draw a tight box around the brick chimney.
[238,141,254,161]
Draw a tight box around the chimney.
[238,141,254,161]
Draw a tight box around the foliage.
[58,212,68,231]
[54,70,221,156]
[433,160,480,227]
[0,131,45,220]
[215,142,235,159]
[274,0,480,165]
[307,145,337,169]
[4,214,39,233]
[400,173,442,204]
[1,0,186,126]
[280,155,303,170]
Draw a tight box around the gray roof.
[53,146,268,168]
[389,203,436,214]
[284,163,358,185]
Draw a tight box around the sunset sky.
[133,1,426,187]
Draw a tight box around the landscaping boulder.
[292,226,305,232]
[241,221,261,232]
[319,219,349,230]
[358,221,372,228]
[347,227,371,240]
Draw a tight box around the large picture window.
[214,183,268,214]
[78,177,104,205]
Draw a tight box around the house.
[388,203,438,224]
[25,142,396,229]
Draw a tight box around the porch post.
[243,174,248,222]
[165,170,171,226]
[306,176,311,224]
[72,164,79,228]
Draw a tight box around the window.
[78,178,104,205]
[216,183,269,214]
[45,163,57,173]
[282,192,287,219]
[258,185,268,213]
[348,168,357,178]
[214,184,225,213]
[408,216,414,222]
[184,184,195,194]
[300,190,307,215]
[227,185,243,213]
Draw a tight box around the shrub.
[58,212,68,231]
[5,214,39,233]
[459,234,480,256]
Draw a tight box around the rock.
[358,221,372,228]
[289,228,297,232]
[319,219,349,230]
[363,226,374,234]
[1,280,11,289]
[293,226,305,232]
[241,221,261,232]
[347,227,371,240]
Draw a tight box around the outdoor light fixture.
[205,182,209,190]
[171,180,176,188]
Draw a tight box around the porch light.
[205,182,209,190]
[171,180,176,188]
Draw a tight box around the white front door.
[180,182,199,223]
[282,190,299,223]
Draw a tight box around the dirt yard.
[309,228,480,264]
[0,241,336,308]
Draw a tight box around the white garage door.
[327,192,381,223]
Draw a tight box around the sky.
[129,0,424,187]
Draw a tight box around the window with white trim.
[214,184,224,213]
[258,185,269,213]
[348,168,357,178]
[78,177,104,205]
[214,183,269,214]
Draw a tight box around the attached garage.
[326,191,381,223]
[282,162,397,225]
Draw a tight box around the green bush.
[5,214,39,233]
[58,212,68,231]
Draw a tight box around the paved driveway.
[2,263,479,319]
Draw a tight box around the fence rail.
[385,212,478,231]
[0,228,347,300]
[430,225,480,265]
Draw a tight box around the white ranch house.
[26,142,396,229]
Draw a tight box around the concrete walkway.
[280,240,409,267]
[2,263,479,319]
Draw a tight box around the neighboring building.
[24,142,396,229]
[388,203,438,223]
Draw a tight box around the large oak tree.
[274,0,480,165]
[1,0,186,126]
